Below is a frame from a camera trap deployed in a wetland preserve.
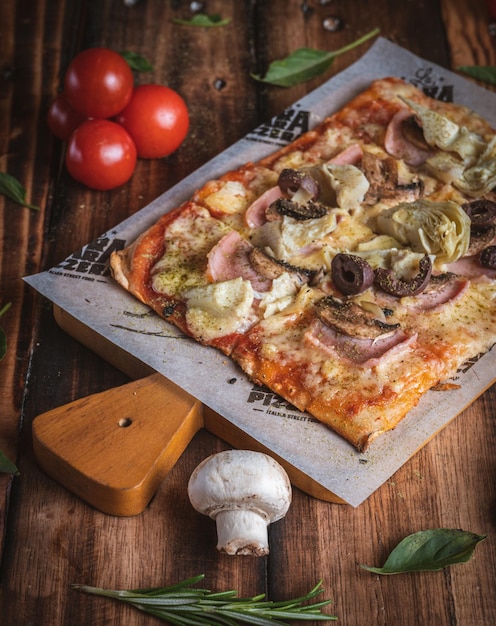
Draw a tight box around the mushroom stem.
[215,509,269,556]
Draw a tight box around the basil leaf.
[0,172,40,211]
[360,529,486,575]
[120,50,153,72]
[173,14,231,28]
[458,65,496,87]
[0,450,19,475]
[252,28,379,87]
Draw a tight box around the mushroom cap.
[187,449,292,523]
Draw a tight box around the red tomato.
[115,84,189,158]
[65,119,137,190]
[47,93,88,141]
[64,48,134,119]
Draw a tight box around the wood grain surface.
[1,1,495,625]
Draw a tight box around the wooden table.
[1,1,495,624]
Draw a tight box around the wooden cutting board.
[32,306,346,516]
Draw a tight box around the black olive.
[466,224,496,256]
[374,255,432,297]
[480,245,496,269]
[462,199,496,229]
[331,253,375,295]
[278,168,320,200]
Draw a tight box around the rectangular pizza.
[110,77,496,451]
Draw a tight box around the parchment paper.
[25,38,496,506]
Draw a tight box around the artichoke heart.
[455,136,496,196]
[400,97,486,164]
[308,163,369,210]
[280,212,338,254]
[259,272,298,318]
[425,152,465,185]
[252,212,338,260]
[184,277,255,341]
[375,199,471,264]
[353,246,427,278]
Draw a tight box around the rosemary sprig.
[71,575,337,624]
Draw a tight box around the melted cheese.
[152,206,230,295]
[398,282,496,368]
[204,181,251,215]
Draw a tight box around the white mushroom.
[187,449,292,556]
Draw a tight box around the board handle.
[32,373,204,516]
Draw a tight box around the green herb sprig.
[360,528,486,575]
[120,50,153,72]
[252,28,379,87]
[458,65,496,87]
[0,173,40,211]
[71,575,337,624]
[0,450,19,475]
[173,14,231,28]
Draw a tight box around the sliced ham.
[405,275,470,311]
[207,230,272,292]
[304,317,417,367]
[244,186,282,228]
[328,143,363,165]
[384,108,432,167]
[445,255,496,279]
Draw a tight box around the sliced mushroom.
[480,245,496,269]
[374,254,432,297]
[400,114,431,151]
[248,247,314,283]
[362,151,424,203]
[331,253,375,295]
[424,272,458,291]
[266,197,328,221]
[316,295,400,339]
